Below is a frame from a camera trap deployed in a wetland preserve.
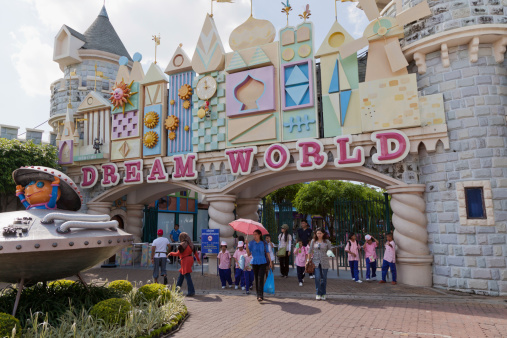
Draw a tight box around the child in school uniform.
[380,233,397,285]
[243,252,254,294]
[217,241,233,289]
[294,239,308,287]
[233,241,246,290]
[345,233,362,283]
[363,234,379,281]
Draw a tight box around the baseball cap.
[365,235,371,240]
[157,229,164,236]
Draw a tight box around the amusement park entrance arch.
[66,130,447,287]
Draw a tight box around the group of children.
[345,232,397,284]
[218,232,397,291]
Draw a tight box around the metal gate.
[333,193,392,276]
[260,199,295,244]
[142,206,158,243]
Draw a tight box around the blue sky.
[0,0,369,141]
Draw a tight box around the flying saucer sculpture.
[1,166,134,315]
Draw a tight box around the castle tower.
[49,5,132,139]
[394,0,507,295]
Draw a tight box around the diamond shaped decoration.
[119,141,130,158]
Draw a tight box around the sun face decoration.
[168,132,176,140]
[109,79,138,114]
[144,111,159,129]
[165,115,180,131]
[178,84,192,100]
[183,100,191,109]
[143,131,159,148]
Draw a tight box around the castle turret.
[49,5,132,140]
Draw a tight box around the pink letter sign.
[334,136,365,168]
[371,130,410,164]
[81,166,98,189]
[101,163,120,187]
[173,153,198,180]
[264,144,290,172]
[225,146,258,175]
[296,139,328,171]
[124,159,143,185]
[147,157,168,183]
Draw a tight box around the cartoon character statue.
[16,176,61,210]
[13,166,82,211]
[93,138,103,154]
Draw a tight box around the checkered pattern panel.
[112,111,139,140]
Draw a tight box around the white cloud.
[10,26,61,96]
[345,3,370,38]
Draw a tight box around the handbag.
[276,247,286,257]
[305,239,315,273]
[263,269,275,294]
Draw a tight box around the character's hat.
[12,166,82,211]
[221,241,227,246]
[365,235,372,240]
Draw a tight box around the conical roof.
[81,6,132,61]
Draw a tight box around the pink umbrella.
[229,219,269,236]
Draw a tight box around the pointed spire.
[99,5,108,18]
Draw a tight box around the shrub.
[0,282,120,327]
[136,284,171,304]
[0,312,21,338]
[48,279,76,289]
[90,298,132,325]
[108,280,133,294]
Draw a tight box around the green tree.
[293,181,384,238]
[0,139,59,212]
[266,183,304,204]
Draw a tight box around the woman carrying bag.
[307,228,332,300]
[277,224,292,278]
[245,229,273,302]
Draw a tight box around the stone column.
[236,198,261,243]
[206,194,236,274]
[386,185,433,287]
[86,201,111,216]
[125,204,144,242]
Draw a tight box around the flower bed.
[0,281,188,338]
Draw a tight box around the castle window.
[456,180,494,226]
[464,187,485,219]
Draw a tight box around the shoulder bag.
[305,239,315,274]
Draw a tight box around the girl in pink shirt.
[233,242,246,290]
[363,235,379,281]
[380,233,397,285]
[345,233,361,283]
[218,241,233,289]
[294,240,308,286]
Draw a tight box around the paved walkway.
[3,267,506,337]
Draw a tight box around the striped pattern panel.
[167,70,196,155]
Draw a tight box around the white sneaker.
[310,275,315,279]
[316,295,321,300]
[235,285,238,290]
[366,278,370,281]
[321,295,326,300]
[299,282,303,287]
[352,278,356,281]
[222,286,225,289]
[356,280,363,283]
[241,287,245,290]
[229,285,232,288]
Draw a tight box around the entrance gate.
[333,193,392,277]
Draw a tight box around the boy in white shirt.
[151,229,170,284]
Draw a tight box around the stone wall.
[50,60,120,118]
[412,44,507,295]
[401,0,507,46]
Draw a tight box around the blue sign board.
[201,229,220,254]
